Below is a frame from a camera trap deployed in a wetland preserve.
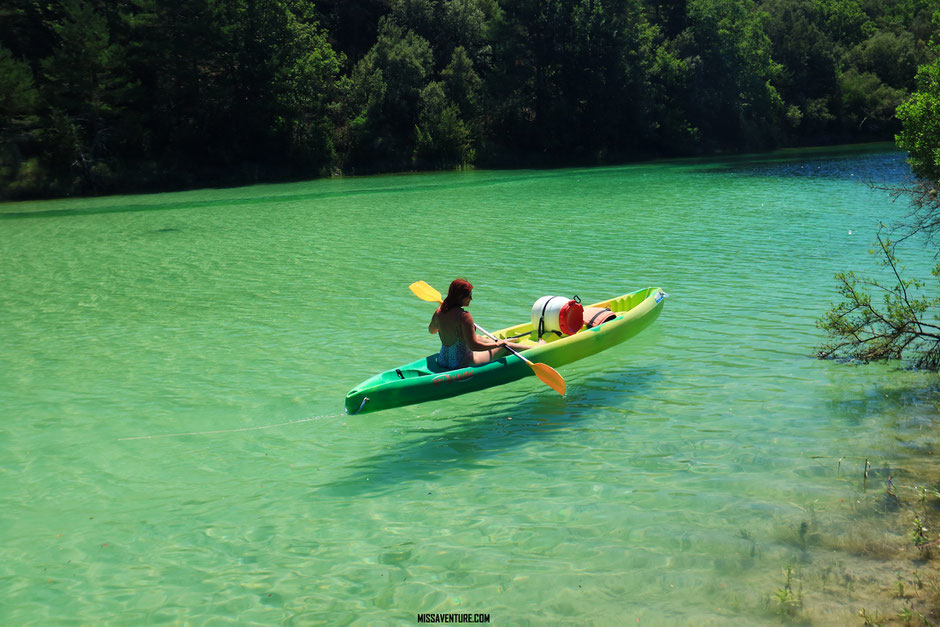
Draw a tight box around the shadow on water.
[0,188,415,220]
[0,171,563,220]
[314,367,660,498]
[1,145,907,220]
[825,378,940,427]
[699,146,908,182]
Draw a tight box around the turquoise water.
[2,145,939,624]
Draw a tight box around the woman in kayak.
[429,278,531,369]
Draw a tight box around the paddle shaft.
[473,322,536,366]
[461,306,565,395]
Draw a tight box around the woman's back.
[435,306,467,347]
[429,278,530,369]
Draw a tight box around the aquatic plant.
[914,484,940,517]
[882,475,902,513]
[819,564,834,592]
[737,528,759,559]
[772,565,802,618]
[790,515,823,556]
[858,607,885,626]
[912,518,929,547]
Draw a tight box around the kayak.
[344,287,666,415]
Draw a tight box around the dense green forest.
[1,0,938,199]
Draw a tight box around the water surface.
[2,144,938,623]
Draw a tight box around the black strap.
[537,298,549,338]
[396,369,404,380]
[538,296,558,339]
[588,308,612,327]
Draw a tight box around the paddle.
[409,280,566,396]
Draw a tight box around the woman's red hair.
[441,278,473,312]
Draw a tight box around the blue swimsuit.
[438,338,471,369]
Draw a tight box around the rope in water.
[118,414,341,441]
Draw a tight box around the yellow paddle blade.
[530,361,565,396]
[409,280,443,304]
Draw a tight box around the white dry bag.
[531,296,584,338]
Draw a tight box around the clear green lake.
[2,144,939,624]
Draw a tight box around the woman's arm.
[461,312,502,351]
[429,308,440,334]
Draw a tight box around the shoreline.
[0,141,902,207]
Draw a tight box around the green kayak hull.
[344,287,666,415]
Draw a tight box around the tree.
[0,46,42,196]
[314,0,390,63]
[122,0,238,175]
[646,38,699,153]
[343,18,435,171]
[760,0,840,142]
[818,231,940,369]
[819,52,940,368]
[228,0,343,173]
[414,81,473,167]
[674,0,783,150]
[441,46,482,123]
[120,0,342,183]
[814,0,872,48]
[566,0,656,158]
[3,0,939,198]
[486,0,655,162]
[0,47,39,132]
[389,0,497,70]
[838,68,907,135]
[846,30,918,90]
[896,56,940,183]
[38,0,137,192]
